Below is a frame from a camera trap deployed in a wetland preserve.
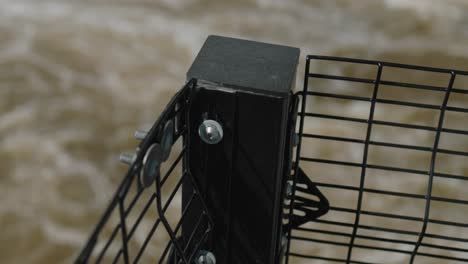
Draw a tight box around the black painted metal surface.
[187,35,299,96]
[184,35,300,263]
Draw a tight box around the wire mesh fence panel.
[75,79,212,264]
[75,37,468,264]
[286,55,468,264]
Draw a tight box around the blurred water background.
[1,0,468,263]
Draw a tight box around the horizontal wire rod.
[300,156,468,181]
[309,218,468,243]
[293,227,468,253]
[288,235,468,263]
[307,73,468,95]
[306,90,468,112]
[307,54,468,75]
[301,112,468,136]
[326,205,468,228]
[313,182,468,205]
[288,253,378,264]
[303,133,468,157]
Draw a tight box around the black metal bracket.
[286,167,329,230]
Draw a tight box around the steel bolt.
[134,129,148,140]
[198,120,223,144]
[286,182,293,197]
[119,152,136,165]
[195,250,216,264]
[293,133,300,146]
[282,234,288,247]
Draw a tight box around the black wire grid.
[286,56,468,263]
[76,79,212,264]
[76,55,468,264]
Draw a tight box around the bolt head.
[195,251,216,264]
[286,182,293,197]
[282,234,288,247]
[293,133,300,146]
[198,120,223,144]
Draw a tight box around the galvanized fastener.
[139,120,174,188]
[281,234,288,247]
[134,129,148,140]
[198,120,223,144]
[160,120,174,161]
[195,250,216,264]
[119,152,136,165]
[286,182,293,197]
[140,143,162,188]
[293,133,300,146]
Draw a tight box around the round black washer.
[161,120,174,161]
[140,143,163,188]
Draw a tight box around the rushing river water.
[1,0,468,263]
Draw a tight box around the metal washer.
[161,120,174,161]
[140,143,163,188]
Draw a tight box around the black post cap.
[187,35,300,96]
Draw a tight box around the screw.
[119,152,136,165]
[195,250,216,264]
[282,234,288,247]
[198,120,223,144]
[134,129,148,140]
[286,182,293,197]
[293,133,300,146]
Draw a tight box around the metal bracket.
[286,167,329,230]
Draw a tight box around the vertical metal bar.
[181,80,214,262]
[155,171,188,263]
[118,199,130,264]
[409,72,456,263]
[346,63,383,263]
[188,229,211,263]
[285,56,311,264]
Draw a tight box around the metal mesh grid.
[286,55,468,263]
[75,79,212,264]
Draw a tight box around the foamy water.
[1,0,468,263]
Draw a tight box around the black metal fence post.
[183,35,300,263]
